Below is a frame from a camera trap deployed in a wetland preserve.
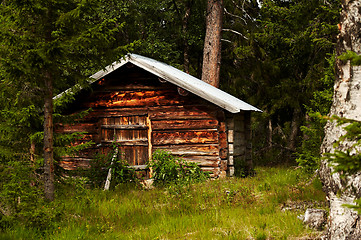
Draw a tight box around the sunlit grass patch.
[1,167,326,239]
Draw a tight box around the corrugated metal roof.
[55,54,261,113]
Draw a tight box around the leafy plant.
[149,150,209,186]
[86,143,138,189]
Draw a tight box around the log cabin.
[55,54,261,178]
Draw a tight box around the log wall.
[57,64,233,177]
[226,111,252,176]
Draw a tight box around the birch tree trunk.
[319,1,361,238]
[201,0,223,88]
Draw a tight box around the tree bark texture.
[183,0,192,74]
[201,0,223,88]
[44,72,55,201]
[319,1,361,239]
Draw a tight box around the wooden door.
[100,115,149,168]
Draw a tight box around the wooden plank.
[154,144,219,156]
[152,130,218,145]
[120,145,148,165]
[151,119,218,130]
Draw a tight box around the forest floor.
[2,167,327,239]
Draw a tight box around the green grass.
[1,167,326,239]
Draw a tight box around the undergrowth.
[0,167,326,240]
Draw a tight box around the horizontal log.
[153,144,219,156]
[55,123,97,134]
[151,119,218,130]
[83,90,190,108]
[101,124,147,130]
[101,84,167,91]
[200,167,220,178]
[149,105,219,120]
[60,158,91,170]
[101,140,148,146]
[181,156,220,167]
[152,130,218,145]
[83,105,220,121]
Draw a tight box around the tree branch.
[222,28,249,40]
[224,7,247,25]
[221,38,232,43]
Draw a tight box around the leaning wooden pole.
[104,147,118,191]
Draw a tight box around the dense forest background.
[0,0,341,235]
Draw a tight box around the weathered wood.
[58,63,251,179]
[154,144,219,156]
[219,131,227,149]
[220,159,227,171]
[60,158,92,170]
[152,130,218,145]
[101,140,148,146]
[84,90,192,108]
[149,105,219,120]
[219,148,227,160]
[101,124,147,130]
[151,119,218,130]
[85,105,219,120]
[228,129,234,143]
[181,156,220,167]
[55,123,98,133]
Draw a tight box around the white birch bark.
[319,1,361,239]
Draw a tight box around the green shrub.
[85,143,139,189]
[149,150,209,186]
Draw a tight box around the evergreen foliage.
[296,54,335,172]
[222,0,340,163]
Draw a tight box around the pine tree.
[0,0,134,201]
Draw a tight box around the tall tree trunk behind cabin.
[43,72,54,201]
[268,118,272,147]
[183,1,192,74]
[287,107,301,151]
[201,0,223,88]
[319,1,361,239]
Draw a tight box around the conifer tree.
[0,0,133,201]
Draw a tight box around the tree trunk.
[183,0,192,74]
[43,72,55,201]
[201,0,223,88]
[288,107,301,151]
[319,1,361,239]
